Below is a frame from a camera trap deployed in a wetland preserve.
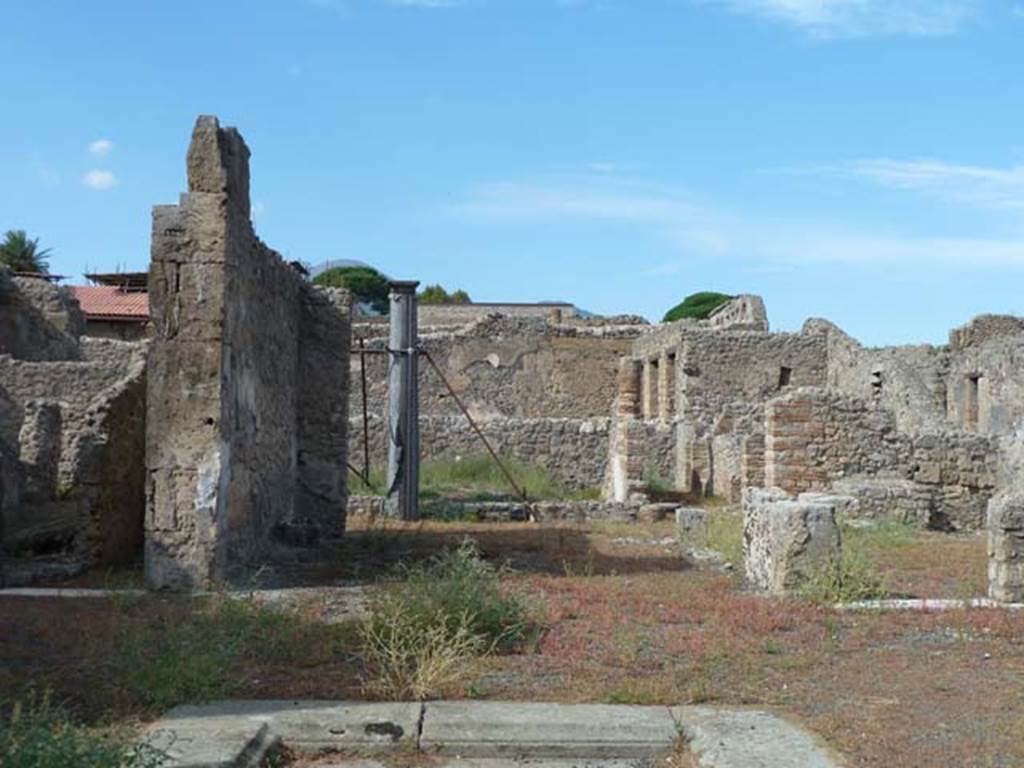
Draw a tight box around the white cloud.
[698,0,977,37]
[82,169,119,191]
[88,139,113,157]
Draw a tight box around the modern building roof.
[70,285,150,322]
[84,272,149,290]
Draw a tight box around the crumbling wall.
[0,312,147,568]
[350,315,636,485]
[764,387,997,529]
[146,116,350,589]
[806,318,950,434]
[0,269,85,362]
[351,414,610,491]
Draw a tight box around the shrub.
[0,693,166,768]
[419,284,472,305]
[313,266,390,314]
[361,540,534,698]
[797,548,890,605]
[662,292,733,323]
[394,539,530,648]
[361,600,485,700]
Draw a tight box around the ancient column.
[386,281,420,521]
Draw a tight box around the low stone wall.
[351,414,611,491]
[764,388,997,529]
[348,494,644,523]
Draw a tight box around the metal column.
[385,280,420,520]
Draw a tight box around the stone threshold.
[835,597,1024,612]
[144,700,843,768]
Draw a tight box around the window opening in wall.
[778,366,792,388]
[646,358,660,420]
[965,374,981,430]
[690,469,704,498]
[665,352,677,418]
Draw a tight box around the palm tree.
[0,230,52,274]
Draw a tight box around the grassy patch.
[643,470,677,495]
[351,454,598,503]
[703,510,744,566]
[114,596,358,713]
[361,539,536,699]
[0,693,166,768]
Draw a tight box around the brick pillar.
[618,359,642,418]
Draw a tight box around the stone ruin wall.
[606,297,1024,533]
[0,269,147,580]
[610,319,829,502]
[146,116,351,590]
[0,269,85,362]
[764,388,997,529]
[350,315,642,490]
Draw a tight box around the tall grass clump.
[0,693,166,768]
[797,547,890,605]
[361,539,534,699]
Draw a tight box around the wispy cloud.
[453,178,734,254]
[698,0,977,37]
[453,174,1024,269]
[33,164,61,187]
[88,139,113,157]
[82,169,119,191]
[384,0,463,6]
[811,158,1024,212]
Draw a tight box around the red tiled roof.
[70,286,150,321]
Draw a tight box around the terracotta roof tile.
[70,286,149,321]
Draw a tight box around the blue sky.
[2,0,1022,345]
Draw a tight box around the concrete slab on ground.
[672,707,842,768]
[420,701,680,758]
[145,700,843,768]
[147,701,421,767]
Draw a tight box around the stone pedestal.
[988,493,1024,603]
[743,488,841,595]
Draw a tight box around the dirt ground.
[2,515,1021,768]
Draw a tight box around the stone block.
[743,487,841,595]
[675,506,708,546]
[988,493,1024,603]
